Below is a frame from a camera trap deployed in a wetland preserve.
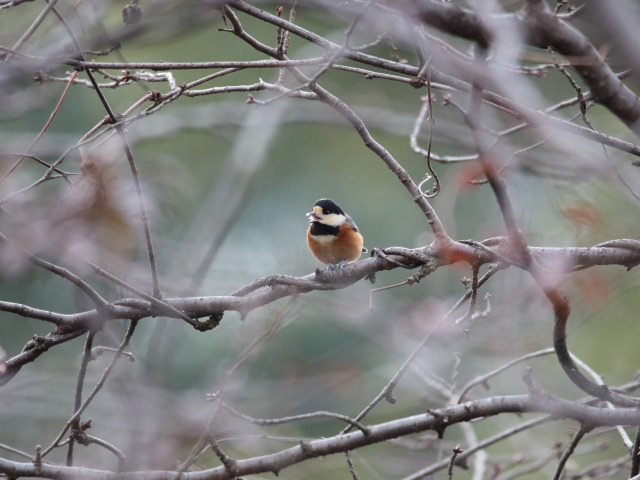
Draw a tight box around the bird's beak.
[306,211,320,222]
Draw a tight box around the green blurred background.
[1,1,639,478]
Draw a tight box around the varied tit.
[306,198,366,271]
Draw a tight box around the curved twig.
[222,403,371,437]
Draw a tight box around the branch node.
[299,440,315,457]
[384,389,397,405]
[33,445,42,472]
[522,367,542,396]
[148,90,162,103]
[209,436,239,477]
[448,444,465,479]
[409,76,426,89]
[427,409,448,438]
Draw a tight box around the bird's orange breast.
[307,224,363,265]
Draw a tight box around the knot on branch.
[33,70,52,84]
[72,419,93,446]
[409,76,427,89]
[407,264,433,285]
[192,314,223,331]
[299,440,316,457]
[148,90,163,104]
[426,409,449,439]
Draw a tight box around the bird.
[306,198,366,272]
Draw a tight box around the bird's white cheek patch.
[321,213,345,227]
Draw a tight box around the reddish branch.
[1,239,640,385]
[467,46,640,408]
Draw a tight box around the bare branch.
[2,239,639,384]
[2,2,640,478]
[1,392,639,480]
[387,0,640,133]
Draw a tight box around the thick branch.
[392,0,640,133]
[0,393,638,480]
[1,240,639,385]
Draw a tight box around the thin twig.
[345,451,361,480]
[549,47,640,203]
[222,403,371,437]
[0,70,78,186]
[66,330,96,466]
[86,261,192,323]
[448,445,464,480]
[342,264,503,434]
[0,153,71,178]
[115,127,161,299]
[552,425,588,480]
[456,348,556,403]
[41,319,139,459]
[6,0,59,58]
[0,232,108,310]
[177,307,294,471]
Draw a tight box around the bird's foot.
[325,260,346,276]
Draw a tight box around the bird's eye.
[323,210,329,214]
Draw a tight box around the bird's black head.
[313,198,345,216]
